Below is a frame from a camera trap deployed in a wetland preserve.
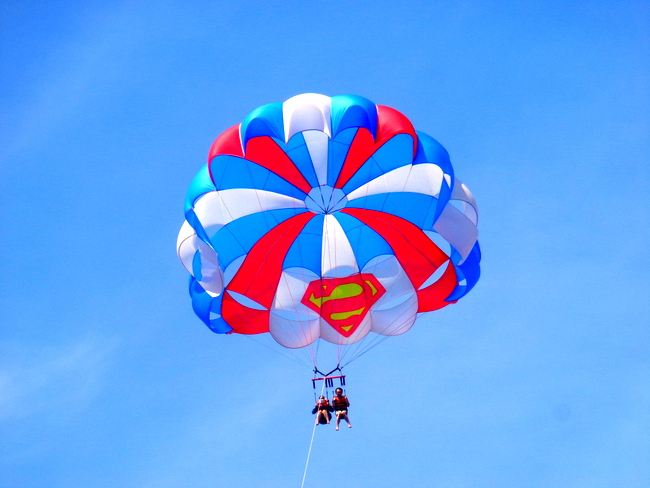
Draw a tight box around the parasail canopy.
[177,93,480,360]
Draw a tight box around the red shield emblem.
[301,274,386,337]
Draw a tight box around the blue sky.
[1,1,649,487]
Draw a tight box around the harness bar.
[311,375,346,389]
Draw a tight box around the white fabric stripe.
[177,221,197,274]
[346,163,444,201]
[451,177,478,225]
[270,268,321,348]
[195,239,224,295]
[192,189,306,236]
[176,221,224,295]
[369,299,418,336]
[283,93,332,142]
[364,255,418,336]
[433,203,479,263]
[321,214,359,277]
[303,130,329,186]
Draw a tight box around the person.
[312,395,332,425]
[331,388,352,430]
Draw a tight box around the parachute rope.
[300,379,326,488]
[339,304,418,367]
[343,307,417,366]
[242,335,312,369]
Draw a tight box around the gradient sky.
[1,1,649,487]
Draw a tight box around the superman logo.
[301,274,386,337]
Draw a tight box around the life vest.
[332,395,349,410]
[317,399,330,410]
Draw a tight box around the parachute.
[176,94,480,369]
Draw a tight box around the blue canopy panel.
[184,163,216,214]
[414,131,453,175]
[210,208,309,270]
[341,133,415,194]
[239,102,284,148]
[414,131,454,223]
[283,214,323,275]
[189,277,232,333]
[334,212,394,270]
[285,132,320,188]
[209,155,307,200]
[327,127,358,187]
[192,251,203,281]
[346,192,440,231]
[330,94,378,139]
[446,241,481,301]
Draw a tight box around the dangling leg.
[341,411,352,428]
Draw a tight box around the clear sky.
[1,1,649,487]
